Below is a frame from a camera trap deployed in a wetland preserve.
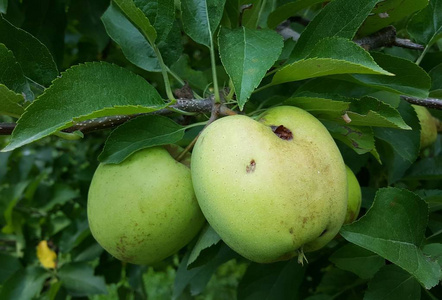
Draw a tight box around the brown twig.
[400,96,442,110]
[0,98,215,136]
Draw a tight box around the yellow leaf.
[37,240,57,269]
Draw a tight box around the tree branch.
[400,96,442,110]
[0,98,215,136]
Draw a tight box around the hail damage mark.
[246,159,256,173]
[271,125,293,140]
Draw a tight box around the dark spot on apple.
[271,125,293,140]
[246,159,256,173]
[289,227,294,234]
[319,229,328,237]
[302,217,309,224]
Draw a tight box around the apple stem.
[297,247,308,265]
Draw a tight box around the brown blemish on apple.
[271,125,293,140]
[246,159,256,173]
[289,227,294,234]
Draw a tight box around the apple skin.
[413,105,438,149]
[191,106,347,263]
[343,166,362,224]
[87,146,205,265]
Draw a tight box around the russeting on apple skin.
[87,146,205,265]
[343,166,362,224]
[191,106,348,263]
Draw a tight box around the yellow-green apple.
[343,166,362,224]
[87,146,205,265]
[191,106,347,263]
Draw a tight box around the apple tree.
[0,0,442,299]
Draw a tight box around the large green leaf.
[358,0,428,36]
[98,115,185,164]
[2,62,165,152]
[237,260,305,300]
[0,15,58,87]
[58,262,107,297]
[329,244,385,279]
[171,55,209,91]
[173,244,237,299]
[287,93,410,129]
[181,0,226,47]
[323,121,378,158]
[0,44,32,100]
[405,157,442,180]
[113,0,157,44]
[134,0,175,42]
[0,0,7,13]
[102,1,160,72]
[340,187,441,289]
[0,266,49,300]
[291,0,378,60]
[364,265,421,300]
[0,253,21,284]
[408,0,442,46]
[374,101,420,183]
[273,37,392,85]
[218,27,283,110]
[267,0,325,29]
[348,52,431,98]
[187,225,221,268]
[429,63,442,97]
[0,84,25,118]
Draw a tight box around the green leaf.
[285,93,350,120]
[340,187,441,289]
[346,96,411,129]
[58,262,107,297]
[113,0,157,44]
[187,225,221,268]
[423,244,442,269]
[157,21,184,67]
[237,0,260,28]
[218,27,283,110]
[0,253,22,284]
[134,0,175,42]
[267,0,324,29]
[348,52,431,98]
[98,115,185,164]
[329,244,385,279]
[0,15,58,87]
[287,94,410,130]
[237,260,305,300]
[405,157,442,180]
[374,101,420,183]
[102,1,160,72]
[173,243,237,299]
[358,0,428,36]
[291,0,379,60]
[0,84,25,118]
[181,0,226,47]
[364,265,421,300]
[429,63,442,97]
[170,55,209,91]
[0,0,7,14]
[0,266,49,300]
[408,0,442,46]
[273,37,392,85]
[0,44,32,100]
[3,62,165,152]
[323,121,378,158]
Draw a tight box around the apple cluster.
[87,106,363,265]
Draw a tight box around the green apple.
[413,105,438,149]
[191,106,347,263]
[343,166,362,224]
[87,146,205,265]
